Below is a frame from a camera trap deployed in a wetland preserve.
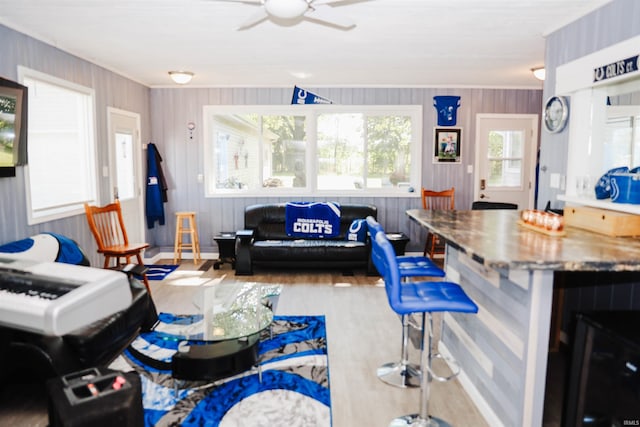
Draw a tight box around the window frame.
[18,66,99,225]
[202,105,422,197]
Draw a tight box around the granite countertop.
[406,209,640,272]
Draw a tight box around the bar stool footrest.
[427,352,460,383]
[377,361,421,388]
[389,414,453,427]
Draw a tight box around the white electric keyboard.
[0,256,132,336]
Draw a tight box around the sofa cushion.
[252,240,368,262]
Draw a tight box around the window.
[19,68,97,224]
[603,113,640,170]
[203,105,422,196]
[115,131,135,200]
[487,130,524,187]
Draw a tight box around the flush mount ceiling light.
[264,0,309,19]
[531,67,546,81]
[211,0,357,30]
[168,71,194,84]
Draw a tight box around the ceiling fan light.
[531,67,545,81]
[264,0,309,19]
[168,71,194,84]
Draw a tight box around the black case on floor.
[46,367,143,427]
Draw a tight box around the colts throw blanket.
[285,202,341,238]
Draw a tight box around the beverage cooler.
[564,311,640,426]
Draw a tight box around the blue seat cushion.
[397,256,445,278]
[390,281,479,315]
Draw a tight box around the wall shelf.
[558,194,640,215]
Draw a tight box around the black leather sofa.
[0,234,157,382]
[235,203,377,275]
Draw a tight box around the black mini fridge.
[564,311,640,426]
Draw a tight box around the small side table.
[213,232,236,270]
[386,232,410,256]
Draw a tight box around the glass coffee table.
[151,282,281,383]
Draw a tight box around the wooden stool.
[173,212,201,264]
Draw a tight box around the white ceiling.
[0,0,612,89]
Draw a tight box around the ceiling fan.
[214,0,360,30]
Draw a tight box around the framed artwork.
[0,77,28,177]
[433,127,461,163]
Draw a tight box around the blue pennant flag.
[291,86,333,105]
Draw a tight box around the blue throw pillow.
[347,219,367,242]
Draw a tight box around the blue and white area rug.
[111,315,331,426]
[144,264,179,281]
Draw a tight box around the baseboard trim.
[144,251,218,264]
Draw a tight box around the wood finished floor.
[0,260,566,426]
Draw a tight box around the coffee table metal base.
[171,332,260,382]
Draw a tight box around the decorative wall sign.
[593,54,639,83]
[433,127,461,163]
[433,95,461,126]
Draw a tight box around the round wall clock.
[543,95,569,133]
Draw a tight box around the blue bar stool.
[366,216,446,388]
[366,216,444,279]
[371,232,478,427]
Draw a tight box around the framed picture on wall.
[0,77,28,177]
[433,127,461,163]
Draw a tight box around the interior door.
[107,107,145,244]
[475,114,538,209]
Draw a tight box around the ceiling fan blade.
[236,8,270,29]
[311,0,345,5]
[305,4,355,29]
[312,0,373,6]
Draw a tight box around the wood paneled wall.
[149,87,542,253]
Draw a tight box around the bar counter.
[407,209,640,272]
[406,209,640,427]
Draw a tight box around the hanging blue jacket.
[146,142,168,228]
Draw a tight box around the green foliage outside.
[367,116,411,182]
[0,123,15,167]
[0,95,17,166]
[261,115,306,174]
[488,131,505,185]
[256,113,412,188]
